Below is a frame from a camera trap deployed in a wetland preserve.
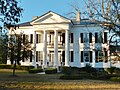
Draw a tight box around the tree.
[8,30,32,76]
[0,0,23,61]
[84,0,120,61]
[0,0,23,76]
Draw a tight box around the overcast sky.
[19,0,86,23]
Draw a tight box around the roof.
[18,22,32,27]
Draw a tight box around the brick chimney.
[76,11,81,24]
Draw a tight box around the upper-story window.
[95,32,103,43]
[36,34,42,43]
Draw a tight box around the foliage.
[29,68,43,74]
[0,0,23,27]
[0,64,34,71]
[45,68,57,74]
[110,77,120,82]
[85,0,120,60]
[106,67,116,74]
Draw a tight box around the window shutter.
[23,34,25,44]
[36,51,38,62]
[104,32,107,43]
[95,33,98,43]
[90,51,92,62]
[89,33,92,43]
[70,33,73,43]
[95,51,98,62]
[71,51,74,62]
[36,34,38,43]
[81,51,83,62]
[30,51,32,62]
[80,33,83,43]
[30,34,33,43]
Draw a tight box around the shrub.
[29,68,43,74]
[61,66,80,75]
[110,77,120,82]
[106,67,116,74]
[45,68,57,74]
[0,64,12,69]
[0,64,34,71]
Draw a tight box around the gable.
[31,11,71,24]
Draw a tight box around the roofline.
[31,10,72,24]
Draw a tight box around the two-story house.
[7,11,120,68]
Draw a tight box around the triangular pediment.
[31,11,71,24]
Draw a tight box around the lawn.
[0,69,120,90]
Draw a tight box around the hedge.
[110,77,120,82]
[45,68,57,74]
[29,68,43,74]
[0,64,34,71]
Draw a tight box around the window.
[95,51,104,62]
[104,32,107,43]
[89,33,92,43]
[70,51,74,62]
[81,51,83,62]
[80,33,83,43]
[70,33,73,43]
[36,34,42,43]
[36,51,43,62]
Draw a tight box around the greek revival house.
[7,11,120,68]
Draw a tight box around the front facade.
[7,11,120,68]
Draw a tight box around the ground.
[0,69,120,90]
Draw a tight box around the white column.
[33,31,37,68]
[54,30,58,67]
[65,30,70,66]
[43,30,47,67]
[92,51,95,67]
[92,32,95,67]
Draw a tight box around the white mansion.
[7,11,120,68]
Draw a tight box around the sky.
[18,0,86,23]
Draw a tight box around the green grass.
[0,69,120,90]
